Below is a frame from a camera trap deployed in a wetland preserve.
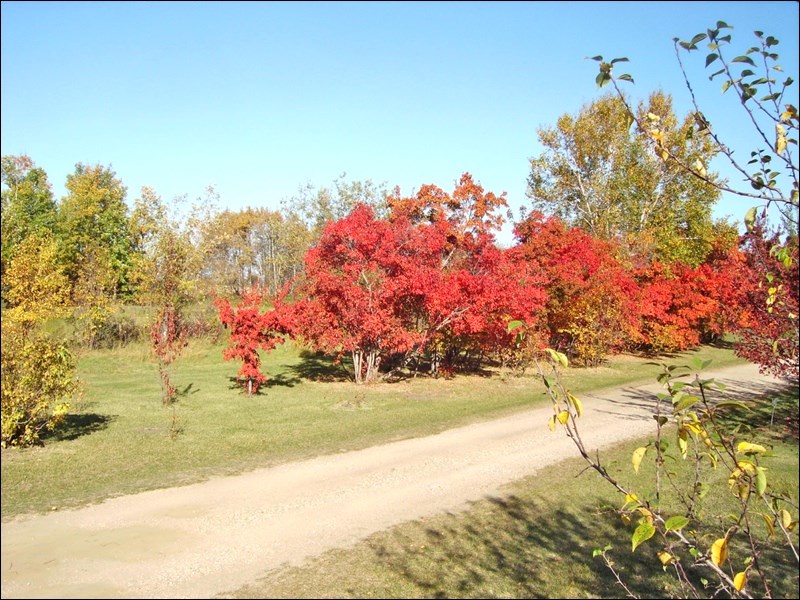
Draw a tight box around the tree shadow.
[266,372,302,388]
[284,350,351,383]
[41,413,114,442]
[358,487,798,599]
[176,383,199,398]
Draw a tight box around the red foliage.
[290,205,423,383]
[291,200,547,381]
[513,212,639,364]
[633,261,721,352]
[150,304,188,405]
[214,287,286,395]
[730,224,799,381]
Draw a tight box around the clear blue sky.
[2,1,798,245]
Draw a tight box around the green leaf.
[755,466,767,496]
[708,67,725,80]
[507,319,525,334]
[596,72,610,88]
[617,73,634,83]
[665,515,690,532]
[690,33,707,45]
[610,57,629,64]
[674,395,700,412]
[716,401,751,410]
[631,523,656,552]
[744,206,758,232]
[705,53,719,67]
[732,55,756,66]
[589,55,604,62]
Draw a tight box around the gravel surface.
[0,362,784,599]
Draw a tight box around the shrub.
[1,322,79,447]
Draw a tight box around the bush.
[1,323,80,447]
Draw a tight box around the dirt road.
[0,362,786,599]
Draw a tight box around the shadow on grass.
[42,413,114,442]
[360,490,798,599]
[586,374,798,442]
[361,493,669,599]
[284,350,351,383]
[177,383,199,398]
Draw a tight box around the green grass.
[219,385,800,599]
[2,339,747,520]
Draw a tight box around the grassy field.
[2,338,797,598]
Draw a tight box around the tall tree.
[57,163,132,297]
[283,173,391,239]
[1,155,58,300]
[527,92,724,266]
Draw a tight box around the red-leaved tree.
[214,286,287,395]
[513,211,639,365]
[290,205,423,383]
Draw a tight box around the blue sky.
[2,1,798,245]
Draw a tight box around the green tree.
[57,163,133,298]
[283,173,391,239]
[527,91,727,266]
[1,155,58,300]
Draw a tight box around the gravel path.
[0,362,785,599]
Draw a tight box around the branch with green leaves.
[590,21,798,232]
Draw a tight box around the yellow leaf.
[632,446,648,474]
[635,506,653,524]
[547,415,556,432]
[737,441,767,455]
[776,123,787,154]
[677,428,688,458]
[693,158,707,177]
[762,513,775,538]
[657,550,673,565]
[567,393,583,417]
[737,483,751,501]
[710,538,728,566]
[620,513,631,526]
[624,493,639,505]
[780,508,793,529]
[733,571,747,592]
[557,410,570,425]
[736,460,757,475]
